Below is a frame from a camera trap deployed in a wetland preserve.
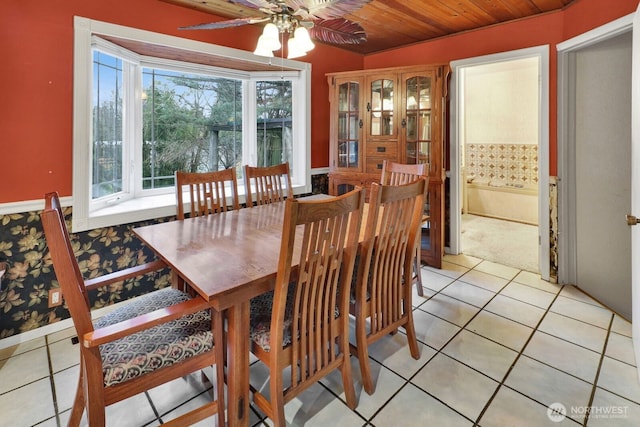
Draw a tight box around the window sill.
[74,184,308,232]
[79,193,179,231]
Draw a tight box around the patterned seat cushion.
[249,289,293,352]
[93,287,213,387]
[249,284,340,353]
[350,255,371,304]
[350,254,407,305]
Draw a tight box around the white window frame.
[73,16,311,232]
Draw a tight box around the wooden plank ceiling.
[160,0,576,54]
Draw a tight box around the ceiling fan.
[179,0,371,57]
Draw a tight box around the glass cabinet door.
[401,70,443,269]
[367,76,395,139]
[402,74,432,170]
[337,80,361,169]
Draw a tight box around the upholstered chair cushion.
[249,285,341,352]
[93,287,213,387]
[249,290,294,352]
[349,255,373,304]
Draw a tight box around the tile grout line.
[44,334,62,427]
[372,267,521,425]
[144,390,163,426]
[422,263,614,425]
[582,312,615,427]
[473,286,564,425]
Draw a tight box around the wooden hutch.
[327,64,450,268]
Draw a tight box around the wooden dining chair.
[41,192,225,427]
[350,178,427,395]
[175,168,240,219]
[380,160,430,296]
[243,162,294,207]
[248,188,365,426]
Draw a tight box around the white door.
[574,32,632,319]
[631,3,640,378]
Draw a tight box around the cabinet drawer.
[366,157,397,174]
[366,143,397,157]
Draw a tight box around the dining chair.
[243,162,294,207]
[350,178,427,395]
[175,168,240,219]
[41,192,225,427]
[380,159,430,296]
[248,188,365,426]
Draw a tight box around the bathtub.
[465,179,538,225]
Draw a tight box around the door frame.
[556,13,634,286]
[449,46,550,281]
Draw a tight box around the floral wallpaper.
[0,174,328,340]
[0,206,173,340]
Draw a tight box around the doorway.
[449,47,550,279]
[557,16,633,319]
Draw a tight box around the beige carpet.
[461,214,539,273]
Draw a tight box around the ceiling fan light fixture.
[287,36,306,59]
[255,22,282,53]
[293,27,315,52]
[253,42,275,57]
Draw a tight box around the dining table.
[133,195,355,426]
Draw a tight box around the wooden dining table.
[134,196,360,426]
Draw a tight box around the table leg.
[225,301,250,427]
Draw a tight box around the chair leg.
[269,356,287,427]
[413,246,423,297]
[213,308,226,427]
[340,339,357,409]
[355,317,375,395]
[68,364,85,427]
[405,314,420,360]
[85,378,106,426]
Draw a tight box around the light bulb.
[293,27,315,52]
[287,36,305,59]
[261,23,281,50]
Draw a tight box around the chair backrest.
[243,162,293,207]
[41,192,94,338]
[380,160,428,185]
[271,187,364,391]
[355,178,427,333]
[175,168,240,219]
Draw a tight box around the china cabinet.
[327,64,450,268]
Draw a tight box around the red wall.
[1,0,638,203]
[0,0,363,203]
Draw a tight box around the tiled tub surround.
[465,143,538,187]
[464,144,539,225]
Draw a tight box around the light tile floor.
[2,254,640,426]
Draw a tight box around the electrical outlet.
[48,289,62,308]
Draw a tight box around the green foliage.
[142,74,244,187]
[92,64,294,193]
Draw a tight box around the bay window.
[73,17,311,231]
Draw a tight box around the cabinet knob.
[367,102,371,112]
[401,118,407,128]
[359,119,363,128]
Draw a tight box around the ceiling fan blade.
[309,18,367,45]
[179,17,269,30]
[285,0,371,20]
[230,0,282,13]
